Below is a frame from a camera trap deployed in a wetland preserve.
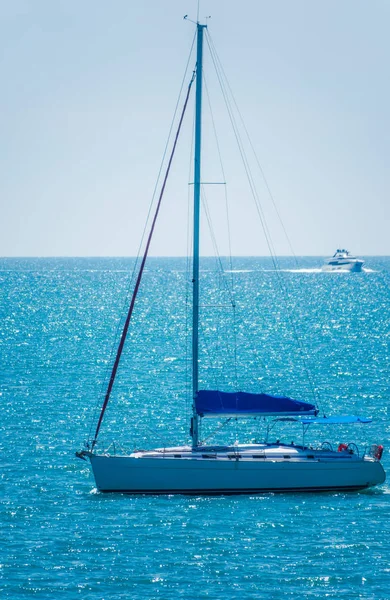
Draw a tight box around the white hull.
[322,261,364,273]
[88,445,385,494]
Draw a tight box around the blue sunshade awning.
[195,390,317,418]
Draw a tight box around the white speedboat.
[322,249,364,272]
[77,21,385,494]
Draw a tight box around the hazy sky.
[1,0,389,257]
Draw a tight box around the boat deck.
[129,443,366,462]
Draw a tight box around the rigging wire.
[206,34,299,266]
[203,70,239,386]
[198,318,225,391]
[200,188,233,304]
[235,122,299,267]
[90,66,197,448]
[205,32,280,267]
[185,101,196,427]
[202,73,234,303]
[194,72,237,388]
[201,417,232,445]
[200,189,237,379]
[87,32,197,445]
[205,29,320,408]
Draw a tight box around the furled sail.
[195,390,317,418]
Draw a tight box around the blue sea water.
[1,256,389,599]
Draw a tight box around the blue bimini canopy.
[195,390,317,418]
[300,415,372,425]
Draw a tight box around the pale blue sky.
[1,0,389,257]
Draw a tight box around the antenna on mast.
[184,0,210,26]
[183,14,197,25]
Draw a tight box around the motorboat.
[322,249,364,272]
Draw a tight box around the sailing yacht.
[77,22,385,493]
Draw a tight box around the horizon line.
[1,254,389,259]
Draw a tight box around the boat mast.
[191,22,206,448]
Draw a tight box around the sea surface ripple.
[1,257,389,599]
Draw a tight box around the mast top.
[183,15,209,28]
